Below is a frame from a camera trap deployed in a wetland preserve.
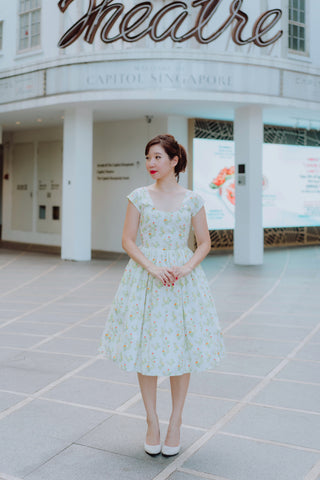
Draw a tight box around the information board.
[193,138,320,229]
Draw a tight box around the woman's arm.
[122,201,176,285]
[171,206,211,279]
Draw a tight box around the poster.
[193,138,320,229]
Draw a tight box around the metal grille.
[264,125,320,146]
[195,120,320,146]
[194,119,233,140]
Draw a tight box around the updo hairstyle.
[145,134,187,182]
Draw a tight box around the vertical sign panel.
[37,141,63,234]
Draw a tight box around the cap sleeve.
[190,192,205,217]
[127,188,142,213]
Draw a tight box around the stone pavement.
[0,246,319,480]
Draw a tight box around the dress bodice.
[127,187,204,250]
[100,185,224,376]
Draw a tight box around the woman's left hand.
[169,265,192,281]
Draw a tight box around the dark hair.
[145,134,187,181]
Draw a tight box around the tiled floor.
[0,246,319,480]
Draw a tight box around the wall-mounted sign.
[96,162,136,181]
[58,0,283,49]
[46,60,281,97]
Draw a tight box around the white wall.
[92,116,189,252]
[309,1,320,66]
[2,127,63,246]
[0,145,3,227]
[2,117,190,252]
[0,2,17,72]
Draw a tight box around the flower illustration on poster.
[209,165,235,213]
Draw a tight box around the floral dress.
[99,187,225,376]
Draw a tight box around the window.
[288,0,306,53]
[19,0,41,51]
[0,21,3,51]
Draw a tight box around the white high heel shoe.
[144,442,162,456]
[161,444,181,457]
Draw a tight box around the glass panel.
[19,13,30,49]
[31,11,39,25]
[299,9,305,23]
[292,8,298,21]
[293,0,298,8]
[31,10,40,45]
[31,34,40,47]
[299,39,305,51]
[32,23,40,35]
[292,37,298,50]
[289,0,293,20]
[19,26,26,39]
[293,25,298,37]
[21,14,28,28]
[39,205,46,220]
[20,0,41,13]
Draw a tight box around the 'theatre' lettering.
[57,0,283,48]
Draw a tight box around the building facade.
[0,0,320,263]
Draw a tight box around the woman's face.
[145,144,178,180]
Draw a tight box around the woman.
[99,134,224,457]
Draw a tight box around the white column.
[234,106,264,265]
[0,126,3,228]
[61,107,93,261]
[167,116,189,188]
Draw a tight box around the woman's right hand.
[148,266,176,286]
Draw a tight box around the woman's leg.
[137,373,160,445]
[165,373,190,447]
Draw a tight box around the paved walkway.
[0,246,319,480]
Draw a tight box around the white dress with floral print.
[99,187,225,376]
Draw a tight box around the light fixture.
[37,118,43,123]
[16,121,21,125]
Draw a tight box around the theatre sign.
[58,0,283,48]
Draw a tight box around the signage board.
[58,0,283,49]
[193,138,320,229]
[46,59,280,96]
